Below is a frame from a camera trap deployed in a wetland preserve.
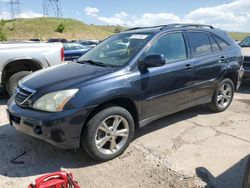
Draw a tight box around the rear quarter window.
[213,35,230,50]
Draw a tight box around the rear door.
[185,31,226,103]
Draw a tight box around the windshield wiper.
[77,60,108,67]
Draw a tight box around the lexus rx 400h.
[7,24,244,161]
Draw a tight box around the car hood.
[20,62,115,91]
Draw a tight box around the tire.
[6,71,30,95]
[81,106,135,161]
[208,78,235,112]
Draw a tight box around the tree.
[55,23,65,33]
[0,32,7,41]
[114,26,122,33]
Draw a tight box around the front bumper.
[7,98,91,149]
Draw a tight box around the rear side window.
[146,32,187,63]
[209,35,220,52]
[187,32,212,57]
[213,35,229,50]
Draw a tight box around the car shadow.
[0,123,99,178]
[196,155,249,188]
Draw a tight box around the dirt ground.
[0,81,250,188]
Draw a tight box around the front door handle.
[219,56,227,63]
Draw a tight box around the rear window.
[213,35,230,50]
[187,32,212,57]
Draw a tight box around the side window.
[209,35,220,52]
[213,35,230,50]
[63,44,71,51]
[146,33,187,63]
[187,32,212,57]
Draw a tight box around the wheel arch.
[1,58,43,85]
[84,97,139,129]
[222,71,238,90]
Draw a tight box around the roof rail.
[161,24,214,30]
[125,24,214,32]
[125,25,167,31]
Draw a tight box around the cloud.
[0,10,43,19]
[93,0,250,32]
[185,0,250,31]
[84,7,99,17]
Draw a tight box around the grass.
[1,17,116,41]
[0,17,249,41]
[229,32,250,42]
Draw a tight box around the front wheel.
[6,71,30,95]
[208,78,235,112]
[81,106,135,161]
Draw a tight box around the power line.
[9,0,21,19]
[43,0,62,18]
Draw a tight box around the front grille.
[15,84,35,107]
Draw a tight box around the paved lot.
[0,81,250,188]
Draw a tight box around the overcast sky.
[0,0,250,32]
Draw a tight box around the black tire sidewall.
[213,78,235,112]
[6,71,30,95]
[81,106,135,161]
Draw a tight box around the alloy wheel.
[217,83,233,108]
[95,115,129,155]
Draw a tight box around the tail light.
[61,47,65,61]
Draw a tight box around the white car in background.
[0,41,64,95]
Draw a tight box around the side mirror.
[141,54,166,69]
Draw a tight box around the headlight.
[33,89,79,112]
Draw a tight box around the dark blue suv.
[7,24,244,161]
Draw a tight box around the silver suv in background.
[0,41,64,95]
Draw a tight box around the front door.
[141,32,195,121]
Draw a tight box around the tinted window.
[146,32,187,63]
[209,35,220,52]
[187,32,212,57]
[213,35,229,50]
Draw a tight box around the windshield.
[78,32,154,67]
[240,36,250,47]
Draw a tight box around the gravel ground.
[0,81,250,188]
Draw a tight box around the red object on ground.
[28,171,80,188]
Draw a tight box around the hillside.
[0,17,249,41]
[0,17,116,41]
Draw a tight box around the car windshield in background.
[240,36,250,47]
[78,33,154,67]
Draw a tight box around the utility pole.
[43,0,62,18]
[9,0,21,19]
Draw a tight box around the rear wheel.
[81,106,135,161]
[6,71,30,95]
[208,78,234,112]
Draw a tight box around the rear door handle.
[185,64,192,70]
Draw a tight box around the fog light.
[34,126,43,135]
